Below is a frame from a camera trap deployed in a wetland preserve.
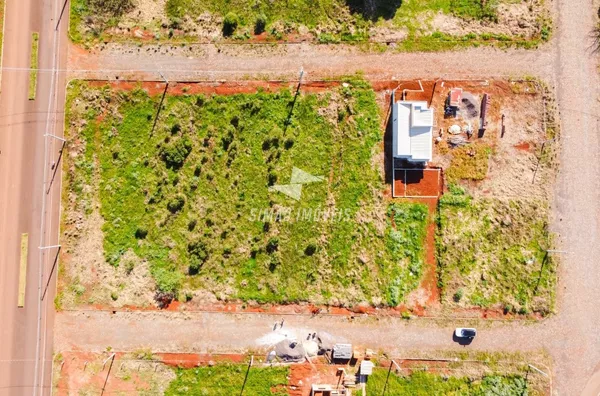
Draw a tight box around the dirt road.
[0,0,68,393]
[68,42,556,81]
[55,310,549,356]
[51,0,600,395]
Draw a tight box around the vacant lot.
[438,186,555,315]
[423,80,559,316]
[70,0,551,48]
[53,352,550,395]
[358,370,530,395]
[166,364,289,395]
[59,79,428,309]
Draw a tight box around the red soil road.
[0,0,68,393]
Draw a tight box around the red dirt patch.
[289,363,345,396]
[514,141,532,151]
[86,80,340,97]
[394,169,441,198]
[158,353,245,368]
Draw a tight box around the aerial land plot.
[69,0,551,49]
[58,78,559,318]
[425,79,560,317]
[59,78,430,309]
[52,351,551,395]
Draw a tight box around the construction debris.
[274,340,305,362]
[448,136,469,147]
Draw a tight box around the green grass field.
[69,0,550,48]
[64,79,428,306]
[165,363,535,395]
[166,364,289,395]
[437,185,556,315]
[357,370,529,395]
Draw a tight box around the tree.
[223,12,239,36]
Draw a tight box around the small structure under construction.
[392,99,434,164]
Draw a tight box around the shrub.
[167,195,185,213]
[153,268,183,293]
[254,14,267,35]
[268,172,277,186]
[71,283,86,296]
[160,137,192,169]
[135,227,148,239]
[453,288,464,302]
[188,240,208,274]
[304,243,317,256]
[123,258,135,274]
[110,291,119,301]
[223,12,239,36]
[268,254,280,272]
[266,237,279,253]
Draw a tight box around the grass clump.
[445,143,492,183]
[165,364,289,396]
[64,78,428,307]
[28,32,39,100]
[437,188,556,315]
[451,0,499,22]
[356,370,528,395]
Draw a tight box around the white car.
[455,328,477,338]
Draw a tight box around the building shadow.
[384,93,394,185]
[345,0,402,21]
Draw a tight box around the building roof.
[392,101,433,162]
[449,88,463,107]
[360,360,374,375]
[333,344,353,359]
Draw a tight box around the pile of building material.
[274,340,305,362]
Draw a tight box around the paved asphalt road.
[0,0,67,393]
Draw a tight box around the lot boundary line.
[0,67,546,81]
[57,307,542,323]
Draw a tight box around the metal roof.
[333,343,353,359]
[360,360,374,375]
[392,101,433,162]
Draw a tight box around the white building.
[392,100,433,163]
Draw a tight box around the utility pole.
[382,360,393,395]
[151,71,170,136]
[240,356,254,396]
[100,353,116,396]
